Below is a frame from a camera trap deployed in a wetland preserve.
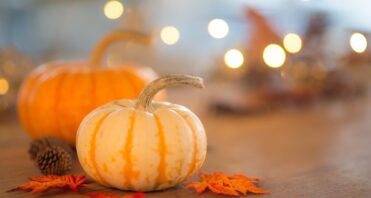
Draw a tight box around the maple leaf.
[185,181,208,194]
[206,172,239,196]
[185,172,268,196]
[229,174,260,183]
[228,177,266,195]
[8,174,90,193]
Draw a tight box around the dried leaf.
[206,173,239,196]
[87,192,147,198]
[229,174,260,182]
[8,174,89,193]
[185,181,208,194]
[185,172,268,196]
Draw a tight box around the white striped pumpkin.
[76,75,207,191]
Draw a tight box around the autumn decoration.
[76,74,207,191]
[29,137,73,175]
[8,174,89,193]
[18,30,163,145]
[185,172,268,196]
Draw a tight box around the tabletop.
[1,89,371,198]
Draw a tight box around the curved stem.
[88,31,152,68]
[136,74,205,112]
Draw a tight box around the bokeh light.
[0,78,9,95]
[283,33,302,54]
[224,49,244,69]
[263,44,286,68]
[350,32,367,53]
[208,19,229,39]
[160,26,180,45]
[104,0,124,20]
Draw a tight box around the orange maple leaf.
[8,174,89,193]
[185,172,268,196]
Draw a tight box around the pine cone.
[36,146,72,175]
[29,137,73,160]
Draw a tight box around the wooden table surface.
[1,89,371,198]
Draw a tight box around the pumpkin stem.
[136,74,205,112]
[88,30,152,68]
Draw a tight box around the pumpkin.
[76,75,207,191]
[18,31,163,145]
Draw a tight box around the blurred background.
[1,1,371,196]
[0,0,371,113]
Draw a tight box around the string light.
[263,44,286,68]
[0,78,9,95]
[350,32,367,53]
[283,33,302,54]
[208,19,229,39]
[104,0,124,20]
[224,49,244,69]
[160,26,180,45]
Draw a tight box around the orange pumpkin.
[18,31,163,145]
